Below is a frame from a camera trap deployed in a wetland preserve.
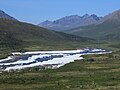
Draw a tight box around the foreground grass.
[0,51,120,90]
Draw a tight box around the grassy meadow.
[0,50,119,90]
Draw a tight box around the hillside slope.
[0,19,94,52]
[64,10,120,41]
[0,10,96,58]
[0,10,16,20]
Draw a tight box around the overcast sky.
[0,0,120,24]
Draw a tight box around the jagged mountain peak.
[39,14,101,31]
[41,20,52,24]
[90,14,100,20]
[91,14,98,18]
[82,14,90,19]
[53,15,81,25]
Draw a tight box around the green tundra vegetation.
[0,19,120,59]
[0,51,119,90]
[0,19,96,59]
[0,11,120,90]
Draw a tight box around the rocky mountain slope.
[64,10,120,41]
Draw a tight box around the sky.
[0,0,120,24]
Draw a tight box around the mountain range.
[39,14,102,31]
[64,9,120,41]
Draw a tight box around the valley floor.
[0,51,120,90]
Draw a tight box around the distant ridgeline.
[39,14,102,31]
